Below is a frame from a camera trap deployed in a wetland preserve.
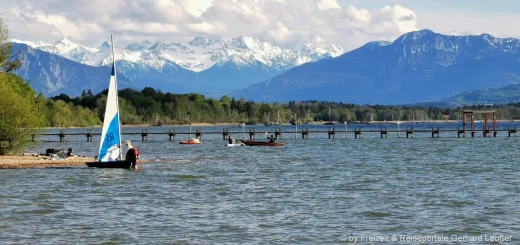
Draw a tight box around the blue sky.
[2,0,520,51]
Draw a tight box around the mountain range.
[232,30,520,105]
[11,30,520,106]
[11,43,135,97]
[12,36,343,97]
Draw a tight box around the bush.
[0,74,44,155]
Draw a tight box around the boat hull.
[226,143,245,147]
[240,140,285,146]
[180,140,201,144]
[86,160,133,168]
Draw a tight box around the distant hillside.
[11,43,135,97]
[442,84,520,106]
[233,30,520,104]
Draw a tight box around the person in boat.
[268,134,276,143]
[125,140,138,169]
[66,148,74,157]
[228,136,235,144]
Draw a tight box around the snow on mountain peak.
[231,35,262,50]
[11,39,50,48]
[16,36,345,72]
[189,37,214,46]
[53,38,80,53]
[326,44,344,55]
[101,41,112,49]
[126,40,153,51]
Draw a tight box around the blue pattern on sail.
[99,113,121,161]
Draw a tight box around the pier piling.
[301,128,309,139]
[328,128,336,139]
[406,127,414,138]
[275,128,282,139]
[431,127,440,138]
[380,127,388,138]
[249,128,256,140]
[141,129,148,141]
[86,129,92,142]
[168,129,176,141]
[222,129,229,140]
[196,129,202,140]
[354,128,362,139]
[59,130,65,142]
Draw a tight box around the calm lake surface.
[1,123,519,244]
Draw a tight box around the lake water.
[1,123,519,244]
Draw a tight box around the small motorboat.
[226,143,245,147]
[240,139,285,146]
[180,138,201,144]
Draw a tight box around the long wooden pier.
[31,126,519,142]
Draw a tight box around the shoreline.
[40,120,520,129]
[0,155,96,169]
[0,155,149,169]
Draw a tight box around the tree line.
[48,88,520,127]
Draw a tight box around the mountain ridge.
[233,29,520,104]
[11,43,136,97]
[11,36,344,72]
[12,36,344,96]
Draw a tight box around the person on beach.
[125,140,139,169]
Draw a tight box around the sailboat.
[273,110,282,126]
[303,108,312,125]
[86,36,132,169]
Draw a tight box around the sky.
[2,0,520,51]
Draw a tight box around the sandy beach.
[0,155,96,169]
[0,155,149,169]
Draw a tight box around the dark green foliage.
[48,86,520,126]
[0,73,44,155]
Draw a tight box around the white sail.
[98,36,122,162]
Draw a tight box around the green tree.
[0,18,21,73]
[0,73,44,154]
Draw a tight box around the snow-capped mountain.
[12,36,343,97]
[233,29,520,104]
[11,43,136,97]
[12,36,343,72]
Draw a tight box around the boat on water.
[265,110,282,126]
[180,138,201,144]
[226,143,245,147]
[86,36,132,169]
[240,139,285,146]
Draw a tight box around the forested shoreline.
[46,87,520,127]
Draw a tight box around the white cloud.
[1,0,419,50]
[416,10,520,39]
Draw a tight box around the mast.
[111,34,123,160]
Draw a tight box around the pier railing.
[30,126,519,142]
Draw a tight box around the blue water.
[1,124,519,244]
